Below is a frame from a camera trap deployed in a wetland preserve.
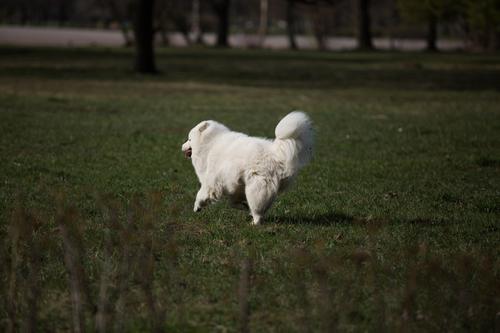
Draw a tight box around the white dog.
[181,111,313,225]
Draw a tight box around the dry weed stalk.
[6,206,23,333]
[57,206,94,333]
[5,205,46,333]
[290,247,313,332]
[313,259,338,332]
[139,200,166,333]
[24,214,43,333]
[238,257,252,333]
[113,194,168,333]
[113,206,134,333]
[95,202,120,333]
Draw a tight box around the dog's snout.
[182,141,192,158]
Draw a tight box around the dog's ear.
[198,121,209,133]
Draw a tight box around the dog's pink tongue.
[184,148,192,158]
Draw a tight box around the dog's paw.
[251,215,262,225]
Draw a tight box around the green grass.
[0,46,499,332]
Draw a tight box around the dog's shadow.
[270,212,457,226]
[270,211,356,226]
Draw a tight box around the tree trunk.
[57,0,69,27]
[486,21,500,51]
[356,0,373,50]
[491,31,500,51]
[312,4,327,51]
[158,25,170,47]
[119,25,133,47]
[426,14,438,52]
[133,0,157,74]
[211,0,231,47]
[103,0,133,46]
[192,0,204,44]
[286,0,298,50]
[257,0,269,47]
[173,16,192,46]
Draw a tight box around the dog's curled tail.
[274,111,314,169]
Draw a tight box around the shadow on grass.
[272,211,456,226]
[271,211,356,226]
[1,46,499,91]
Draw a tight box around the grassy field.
[0,46,499,332]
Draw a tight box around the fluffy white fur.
[181,111,313,225]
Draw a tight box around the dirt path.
[0,25,464,51]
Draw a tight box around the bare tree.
[426,14,438,51]
[311,3,329,51]
[286,0,298,50]
[100,0,134,46]
[191,0,204,44]
[133,0,157,73]
[153,0,194,47]
[210,0,231,47]
[355,0,373,50]
[257,0,269,47]
[396,0,460,52]
[56,0,72,26]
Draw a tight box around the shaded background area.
[1,0,499,52]
[1,47,499,90]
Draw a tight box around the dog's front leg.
[194,185,211,212]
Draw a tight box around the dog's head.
[182,120,230,159]
[181,121,210,159]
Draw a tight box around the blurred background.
[1,0,499,57]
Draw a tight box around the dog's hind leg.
[244,178,277,225]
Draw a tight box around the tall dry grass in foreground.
[1,194,498,332]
